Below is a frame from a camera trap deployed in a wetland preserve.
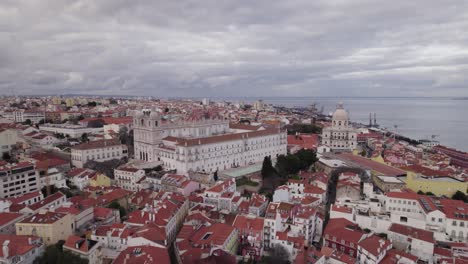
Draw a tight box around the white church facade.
[321,103,358,151]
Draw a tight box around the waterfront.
[225,97,468,152]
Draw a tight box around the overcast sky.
[1,0,468,97]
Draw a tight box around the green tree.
[276,154,302,176]
[119,127,129,144]
[260,244,290,264]
[286,123,322,135]
[261,156,275,179]
[35,241,88,264]
[452,191,468,203]
[2,152,12,162]
[295,149,318,170]
[23,119,32,125]
[213,170,219,181]
[417,190,425,195]
[87,101,97,107]
[80,133,88,142]
[108,201,126,218]
[87,119,105,128]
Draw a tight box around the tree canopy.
[35,241,88,264]
[452,191,468,203]
[87,119,105,128]
[261,156,276,179]
[286,123,322,135]
[275,149,318,176]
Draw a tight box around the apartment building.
[0,162,40,199]
[71,140,128,168]
[0,234,44,264]
[114,167,145,191]
[39,124,103,138]
[15,211,74,245]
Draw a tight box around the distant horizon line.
[2,94,468,100]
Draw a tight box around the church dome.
[149,111,159,119]
[135,111,144,118]
[332,102,349,122]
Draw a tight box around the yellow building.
[89,173,111,188]
[402,171,467,197]
[65,98,75,107]
[16,211,74,245]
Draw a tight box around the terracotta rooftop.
[19,211,68,224]
[336,153,406,176]
[0,212,24,226]
[71,139,124,150]
[389,223,434,243]
[113,245,170,264]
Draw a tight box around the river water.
[224,97,468,152]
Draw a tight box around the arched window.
[141,119,144,126]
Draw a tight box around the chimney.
[28,237,32,245]
[2,240,9,259]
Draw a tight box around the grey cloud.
[0,0,468,97]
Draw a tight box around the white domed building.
[321,102,358,151]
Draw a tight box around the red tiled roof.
[189,223,236,247]
[324,218,365,245]
[336,153,406,176]
[0,212,23,226]
[94,207,113,219]
[35,158,68,170]
[113,245,170,264]
[400,165,451,177]
[96,189,131,205]
[380,249,419,264]
[233,215,264,233]
[28,192,65,211]
[331,205,352,214]
[389,223,434,243]
[0,234,42,258]
[173,128,282,147]
[71,139,124,150]
[287,134,319,149]
[8,191,42,205]
[20,211,68,224]
[64,235,97,253]
[358,235,391,257]
[438,199,468,220]
[0,162,34,173]
[207,179,235,193]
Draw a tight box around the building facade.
[321,103,358,151]
[0,162,40,199]
[71,140,128,168]
[15,211,74,246]
[133,109,287,174]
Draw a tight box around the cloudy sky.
[1,0,468,97]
